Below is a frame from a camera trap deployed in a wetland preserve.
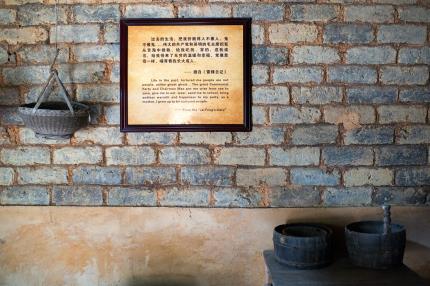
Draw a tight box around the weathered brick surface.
[1,1,429,207]
[125,167,176,185]
[106,146,155,165]
[323,187,372,206]
[108,187,156,206]
[322,147,373,166]
[292,86,342,105]
[291,125,338,145]
[214,187,261,207]
[344,168,393,187]
[53,186,103,206]
[181,166,234,186]
[270,147,320,166]
[377,25,427,44]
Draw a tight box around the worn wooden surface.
[264,250,428,286]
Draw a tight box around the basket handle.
[32,69,75,116]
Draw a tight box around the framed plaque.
[120,18,252,132]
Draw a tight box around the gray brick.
[345,5,394,23]
[0,168,14,185]
[127,132,176,145]
[269,23,318,44]
[18,5,67,26]
[53,186,103,206]
[270,147,319,166]
[53,147,102,165]
[180,132,232,145]
[104,23,119,43]
[1,147,50,166]
[57,63,105,84]
[324,24,373,44]
[18,46,68,64]
[380,66,429,85]
[400,87,430,103]
[0,107,22,125]
[18,167,68,184]
[378,105,427,124]
[159,187,209,207]
[106,146,155,165]
[5,0,43,4]
[74,127,123,145]
[0,186,49,205]
[124,4,174,18]
[398,126,430,144]
[374,187,427,206]
[270,107,321,124]
[3,65,50,85]
[0,46,8,65]
[253,86,289,105]
[105,105,119,125]
[375,146,427,166]
[253,106,267,125]
[215,147,265,166]
[108,187,156,206]
[76,84,119,103]
[214,187,261,207]
[73,166,121,185]
[396,168,430,186]
[253,46,288,65]
[73,44,119,62]
[270,106,321,124]
[252,24,265,45]
[181,166,234,186]
[0,127,11,145]
[322,147,373,166]
[237,168,286,186]
[273,67,323,84]
[346,46,396,64]
[344,126,394,145]
[0,27,48,45]
[110,62,119,82]
[236,127,284,145]
[292,86,342,105]
[233,4,284,21]
[0,87,19,106]
[328,66,377,84]
[252,65,269,85]
[347,87,397,104]
[178,5,230,18]
[0,9,16,25]
[290,4,339,22]
[291,168,340,186]
[291,125,338,145]
[271,187,321,207]
[126,167,176,185]
[292,46,340,64]
[160,147,210,165]
[399,47,430,65]
[324,105,376,126]
[323,187,372,206]
[19,128,70,145]
[344,168,393,187]
[373,0,416,3]
[377,25,427,44]
[50,25,100,43]
[398,6,430,23]
[73,5,119,22]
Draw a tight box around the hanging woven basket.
[18,68,90,139]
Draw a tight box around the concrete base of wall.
[0,207,429,286]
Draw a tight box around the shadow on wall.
[127,275,199,286]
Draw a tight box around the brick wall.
[0,0,429,207]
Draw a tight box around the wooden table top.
[263,250,428,286]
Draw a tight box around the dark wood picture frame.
[120,18,252,132]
